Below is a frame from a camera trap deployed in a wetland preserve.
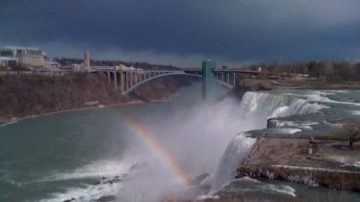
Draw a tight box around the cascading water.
[12,87,335,202]
[239,92,326,119]
[212,133,256,190]
[211,91,326,191]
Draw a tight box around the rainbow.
[122,115,189,186]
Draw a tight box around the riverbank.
[0,73,196,125]
[273,79,360,90]
[236,137,360,191]
[234,78,360,94]
[0,101,142,127]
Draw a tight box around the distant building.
[0,46,46,68]
[118,64,135,71]
[45,59,61,70]
[83,50,90,70]
[0,56,17,69]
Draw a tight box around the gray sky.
[1,0,359,67]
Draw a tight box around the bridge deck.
[89,66,261,95]
[182,68,261,74]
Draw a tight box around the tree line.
[55,58,180,71]
[247,61,360,81]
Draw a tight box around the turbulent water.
[1,84,360,201]
[212,133,256,190]
[211,90,329,191]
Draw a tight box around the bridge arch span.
[124,72,202,94]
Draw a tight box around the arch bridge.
[90,60,261,99]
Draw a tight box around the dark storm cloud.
[1,0,360,65]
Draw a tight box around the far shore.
[0,101,140,127]
[0,95,176,127]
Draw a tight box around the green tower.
[202,59,216,99]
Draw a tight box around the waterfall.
[212,133,256,191]
[212,91,326,191]
[239,92,325,119]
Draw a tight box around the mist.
[111,84,266,201]
[36,83,327,202]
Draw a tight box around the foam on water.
[0,120,19,127]
[38,160,135,202]
[240,92,327,120]
[260,184,296,197]
[288,91,360,106]
[40,182,122,202]
[53,160,130,181]
[351,110,360,115]
[275,128,302,134]
[239,176,262,184]
[215,178,296,198]
[270,120,319,130]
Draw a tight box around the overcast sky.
[1,0,359,67]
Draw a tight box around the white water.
[210,177,297,198]
[212,133,256,190]
[239,92,327,120]
[211,91,326,191]
[286,91,360,107]
[40,90,328,201]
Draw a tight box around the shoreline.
[0,95,176,127]
[0,72,191,127]
[0,101,141,127]
[236,78,360,92]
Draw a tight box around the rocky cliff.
[0,73,195,123]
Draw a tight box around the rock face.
[0,73,196,123]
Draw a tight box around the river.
[1,83,360,201]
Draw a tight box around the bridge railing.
[90,66,261,95]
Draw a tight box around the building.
[0,46,46,68]
[118,64,136,71]
[0,56,17,69]
[83,50,90,70]
[45,59,61,70]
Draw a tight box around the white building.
[118,64,134,71]
[118,64,143,71]
[0,46,46,68]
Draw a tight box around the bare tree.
[337,123,360,149]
